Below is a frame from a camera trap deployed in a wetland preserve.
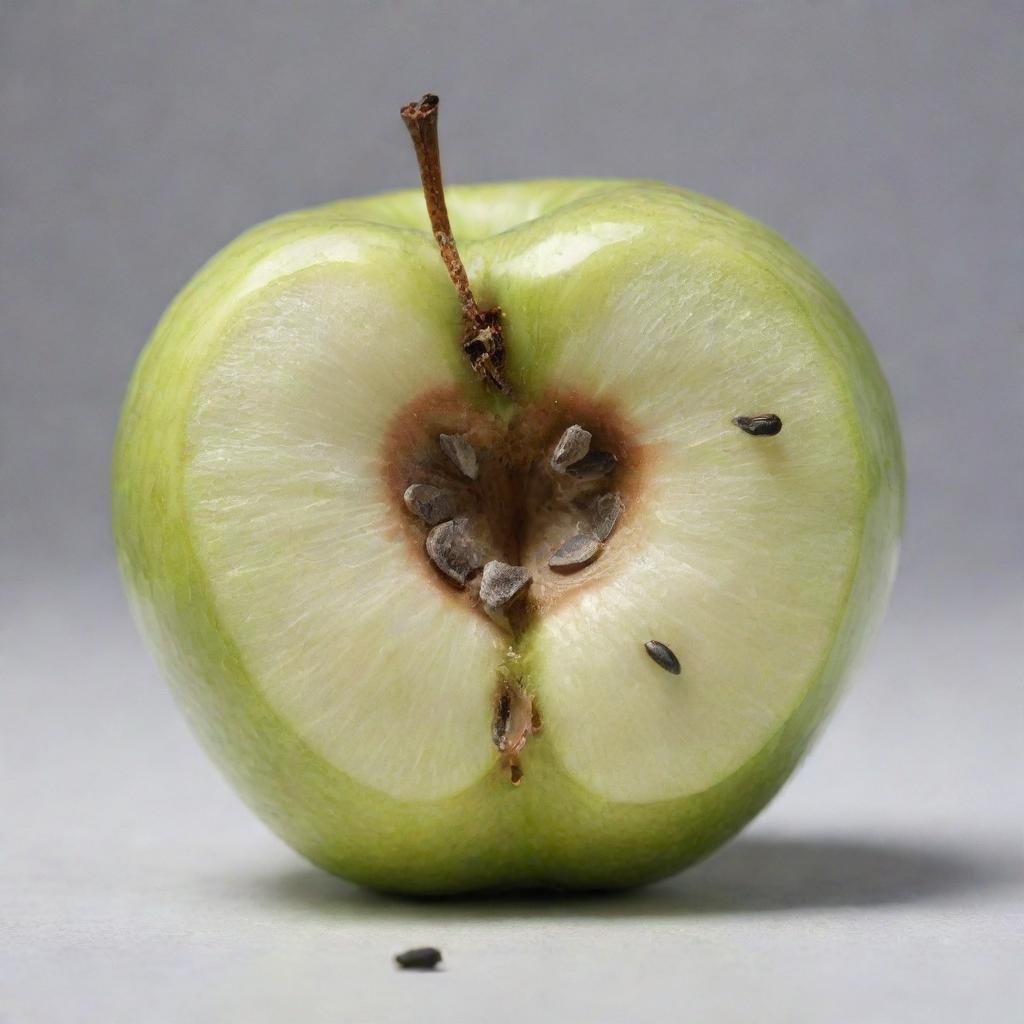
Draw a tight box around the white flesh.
[185,205,872,805]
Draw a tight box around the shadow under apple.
[225,833,1018,921]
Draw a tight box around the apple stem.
[401,94,511,395]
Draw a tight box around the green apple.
[113,95,903,893]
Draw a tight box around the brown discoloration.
[492,678,535,785]
[512,388,652,613]
[379,385,652,626]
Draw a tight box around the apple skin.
[113,180,903,893]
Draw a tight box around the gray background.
[2,2,1022,1021]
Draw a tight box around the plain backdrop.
[2,3,1022,1022]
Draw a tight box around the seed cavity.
[588,491,624,541]
[403,483,455,526]
[395,947,442,970]
[438,432,479,479]
[733,414,783,436]
[550,424,592,473]
[402,415,630,630]
[480,560,531,609]
[645,640,681,675]
[549,532,601,572]
[566,450,617,480]
[425,518,482,587]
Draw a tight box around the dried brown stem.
[401,94,510,394]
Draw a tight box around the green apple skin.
[113,180,903,893]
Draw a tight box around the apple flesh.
[113,176,903,893]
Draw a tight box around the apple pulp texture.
[113,180,903,893]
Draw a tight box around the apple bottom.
[135,589,847,894]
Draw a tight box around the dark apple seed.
[480,560,531,608]
[733,414,782,436]
[645,640,681,675]
[550,424,592,473]
[395,947,443,970]
[425,518,482,587]
[589,492,624,541]
[438,432,479,479]
[549,533,601,571]
[566,450,617,480]
[403,483,455,526]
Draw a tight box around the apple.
[113,95,903,893]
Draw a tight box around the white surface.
[3,569,1022,1023]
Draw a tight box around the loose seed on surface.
[425,518,482,587]
[550,424,592,473]
[438,432,479,479]
[589,491,624,541]
[644,640,681,675]
[395,947,443,970]
[480,560,531,609]
[733,414,783,436]
[403,483,455,526]
[566,450,617,480]
[549,533,601,571]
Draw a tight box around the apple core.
[383,384,649,783]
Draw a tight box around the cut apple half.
[114,100,902,892]
[183,188,896,802]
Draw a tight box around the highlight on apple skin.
[112,97,903,894]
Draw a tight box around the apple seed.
[644,640,681,675]
[549,533,601,571]
[733,414,783,436]
[438,432,479,479]
[394,947,443,970]
[589,491,624,541]
[425,518,482,586]
[403,483,455,526]
[479,560,531,609]
[566,450,617,480]
[550,424,592,473]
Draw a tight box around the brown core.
[381,386,649,636]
